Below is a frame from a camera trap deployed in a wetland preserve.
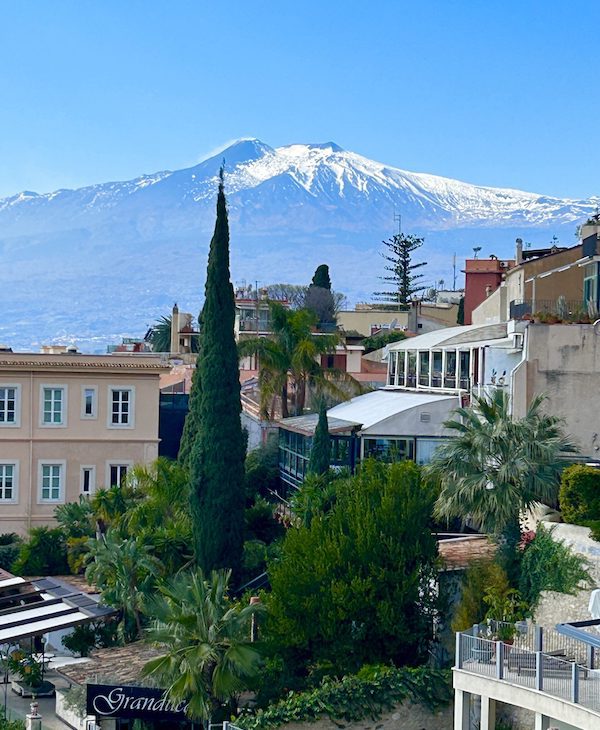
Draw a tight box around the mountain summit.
[0,139,598,350]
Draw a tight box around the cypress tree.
[311,264,332,290]
[308,400,331,476]
[188,170,246,576]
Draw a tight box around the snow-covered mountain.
[0,139,597,351]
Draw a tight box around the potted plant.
[7,649,55,697]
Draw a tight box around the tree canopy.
[374,233,428,307]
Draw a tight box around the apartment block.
[0,351,169,535]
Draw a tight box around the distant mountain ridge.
[0,139,597,351]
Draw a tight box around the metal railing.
[509,299,593,322]
[456,626,600,713]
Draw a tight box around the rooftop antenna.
[452,253,457,290]
[393,208,402,235]
[473,246,482,259]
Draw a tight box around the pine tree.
[457,296,465,325]
[187,170,246,578]
[373,233,427,308]
[308,400,331,476]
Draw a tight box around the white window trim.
[0,460,19,504]
[37,459,66,504]
[80,385,98,420]
[80,465,96,496]
[39,384,68,428]
[105,460,134,488]
[107,385,135,429]
[0,383,21,428]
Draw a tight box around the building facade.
[0,352,168,534]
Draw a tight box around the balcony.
[510,299,593,323]
[454,621,600,729]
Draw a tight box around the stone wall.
[275,702,453,730]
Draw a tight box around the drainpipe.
[27,371,34,531]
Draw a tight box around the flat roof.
[0,572,116,644]
[279,413,360,436]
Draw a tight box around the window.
[407,352,417,387]
[459,351,471,390]
[81,387,97,419]
[388,353,397,385]
[418,351,430,386]
[0,385,19,426]
[397,351,406,386]
[80,466,96,495]
[583,262,599,307]
[39,461,64,502]
[444,351,457,388]
[0,463,17,502]
[363,437,415,462]
[109,387,134,427]
[109,464,129,487]
[41,386,66,426]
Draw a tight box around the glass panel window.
[444,351,457,388]
[41,464,62,501]
[407,352,417,387]
[418,351,430,386]
[110,464,128,487]
[43,388,64,424]
[81,467,95,495]
[397,351,406,386]
[0,464,15,501]
[0,387,17,424]
[83,388,96,418]
[363,438,415,462]
[459,351,471,390]
[583,263,598,306]
[111,389,132,426]
[388,353,397,385]
[432,352,443,387]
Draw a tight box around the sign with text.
[86,683,189,722]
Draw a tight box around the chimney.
[170,303,180,355]
[516,238,523,264]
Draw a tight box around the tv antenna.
[393,209,402,235]
[473,246,482,259]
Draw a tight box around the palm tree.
[85,529,162,641]
[426,390,577,539]
[119,459,193,573]
[239,302,361,418]
[142,569,264,722]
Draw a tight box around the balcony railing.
[456,623,600,713]
[510,299,594,322]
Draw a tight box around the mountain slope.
[0,139,597,351]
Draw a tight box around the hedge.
[236,665,451,729]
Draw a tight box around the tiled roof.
[438,535,496,571]
[0,354,169,370]
[58,641,162,687]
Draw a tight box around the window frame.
[81,386,98,420]
[38,459,66,504]
[0,460,19,503]
[107,386,135,429]
[0,383,21,428]
[40,384,68,428]
[106,461,133,488]
[80,465,96,496]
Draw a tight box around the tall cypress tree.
[308,399,331,476]
[188,170,246,576]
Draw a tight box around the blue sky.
[1,1,598,199]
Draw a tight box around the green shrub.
[12,526,69,575]
[452,559,507,632]
[0,717,26,730]
[519,523,591,609]
[245,497,285,544]
[362,330,407,354]
[61,620,118,657]
[244,440,280,502]
[54,498,95,538]
[267,460,440,673]
[0,532,22,570]
[559,465,600,524]
[236,665,451,729]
